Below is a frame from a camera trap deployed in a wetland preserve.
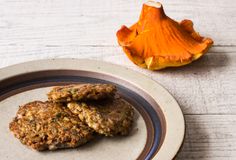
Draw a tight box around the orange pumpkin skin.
[116,1,213,70]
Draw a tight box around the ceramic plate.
[0,59,185,160]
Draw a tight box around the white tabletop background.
[0,0,235,159]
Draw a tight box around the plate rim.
[0,59,185,160]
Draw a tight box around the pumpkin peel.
[116,1,213,70]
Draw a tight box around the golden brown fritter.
[47,84,116,102]
[9,101,93,151]
[67,96,134,136]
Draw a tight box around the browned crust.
[67,96,134,136]
[9,101,93,151]
[47,83,117,102]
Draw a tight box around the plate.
[0,59,185,160]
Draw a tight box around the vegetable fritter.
[9,101,93,151]
[47,84,116,102]
[67,96,134,136]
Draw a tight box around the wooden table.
[0,0,235,159]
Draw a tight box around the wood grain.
[0,0,235,159]
[0,0,235,46]
[176,115,236,160]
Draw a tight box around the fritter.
[67,96,134,136]
[9,101,93,151]
[47,84,116,102]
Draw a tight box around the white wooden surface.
[0,0,235,159]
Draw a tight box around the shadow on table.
[175,114,210,160]
[155,48,231,160]
[157,49,230,74]
[167,48,229,159]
